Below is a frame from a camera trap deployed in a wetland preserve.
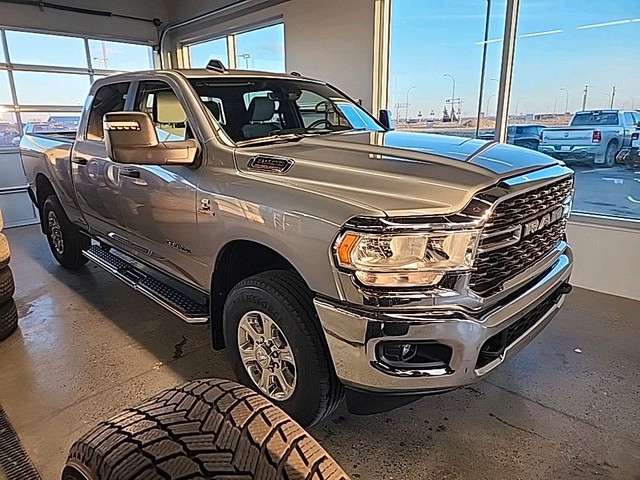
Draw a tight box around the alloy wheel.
[237,310,297,400]
[48,211,64,255]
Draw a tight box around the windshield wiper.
[236,133,307,147]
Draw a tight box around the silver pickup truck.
[539,109,640,167]
[20,66,574,426]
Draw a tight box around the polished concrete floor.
[0,225,638,480]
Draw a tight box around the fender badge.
[247,155,294,174]
[198,198,215,216]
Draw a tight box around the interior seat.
[241,97,280,139]
[154,91,187,140]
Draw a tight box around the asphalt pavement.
[569,162,640,219]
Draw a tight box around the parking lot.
[570,163,640,219]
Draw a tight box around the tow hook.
[558,283,573,295]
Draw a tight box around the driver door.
[119,80,203,285]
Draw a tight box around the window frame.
[0,26,156,151]
[85,81,132,141]
[178,19,285,72]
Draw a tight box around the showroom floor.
[0,225,638,480]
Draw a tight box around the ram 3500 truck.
[539,109,640,167]
[21,66,574,426]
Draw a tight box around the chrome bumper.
[315,248,573,393]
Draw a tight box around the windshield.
[571,112,619,126]
[188,77,384,143]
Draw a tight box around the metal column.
[494,0,521,143]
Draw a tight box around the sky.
[2,2,638,124]
[390,0,640,118]
[189,23,285,72]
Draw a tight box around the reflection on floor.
[0,225,638,479]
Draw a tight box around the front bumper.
[315,248,573,393]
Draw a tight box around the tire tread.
[0,298,18,341]
[66,379,349,480]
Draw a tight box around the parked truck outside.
[20,66,575,426]
[539,109,640,167]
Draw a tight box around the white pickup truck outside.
[539,110,640,167]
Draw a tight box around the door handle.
[72,157,87,165]
[120,168,140,179]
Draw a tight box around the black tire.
[42,196,90,269]
[517,140,538,151]
[0,232,9,269]
[0,299,18,342]
[0,267,15,305]
[223,270,344,427]
[603,141,618,167]
[62,378,349,480]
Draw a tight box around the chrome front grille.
[483,177,573,233]
[470,176,573,295]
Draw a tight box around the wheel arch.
[35,173,57,233]
[209,239,313,350]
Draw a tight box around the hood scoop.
[247,155,294,174]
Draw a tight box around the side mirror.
[379,109,395,130]
[103,111,198,166]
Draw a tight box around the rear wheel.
[224,270,344,427]
[63,378,349,480]
[43,196,90,269]
[603,141,618,167]
[0,299,18,341]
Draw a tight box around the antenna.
[290,71,302,77]
[206,59,227,73]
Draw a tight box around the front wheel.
[42,196,90,269]
[603,142,618,167]
[223,270,344,427]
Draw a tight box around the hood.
[234,130,560,217]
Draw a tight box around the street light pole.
[238,53,251,69]
[443,74,456,121]
[515,97,524,117]
[486,94,495,116]
[553,95,563,115]
[405,85,416,121]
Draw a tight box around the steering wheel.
[307,119,333,130]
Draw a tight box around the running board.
[83,245,209,324]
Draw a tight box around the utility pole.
[610,86,616,109]
[582,85,592,111]
[560,88,569,114]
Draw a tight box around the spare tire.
[0,233,9,269]
[0,267,15,305]
[62,378,349,480]
[0,299,18,342]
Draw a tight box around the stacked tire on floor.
[0,210,19,342]
[62,378,349,480]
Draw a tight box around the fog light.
[377,341,453,370]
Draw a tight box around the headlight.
[335,230,479,287]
